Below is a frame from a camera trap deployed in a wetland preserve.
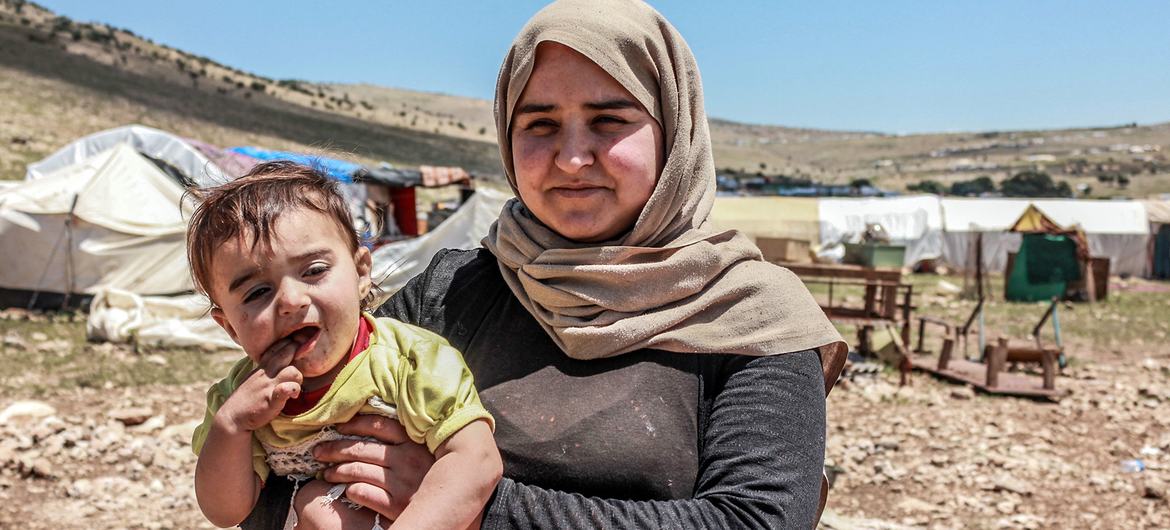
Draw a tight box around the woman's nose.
[554,126,595,174]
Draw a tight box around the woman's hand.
[313,414,436,519]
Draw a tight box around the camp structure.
[817,195,944,267]
[939,198,1149,279]
[229,146,472,244]
[1002,204,1101,302]
[85,186,510,350]
[1143,199,1170,280]
[0,143,192,309]
[369,187,510,299]
[25,124,230,188]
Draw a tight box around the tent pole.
[61,195,79,310]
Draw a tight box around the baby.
[188,161,501,530]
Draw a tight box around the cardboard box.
[757,237,811,263]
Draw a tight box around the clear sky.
[37,0,1170,134]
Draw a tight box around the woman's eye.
[594,115,628,125]
[243,287,269,303]
[522,119,557,132]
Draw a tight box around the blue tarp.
[229,146,361,183]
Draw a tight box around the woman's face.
[510,43,664,243]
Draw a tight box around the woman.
[244,0,845,528]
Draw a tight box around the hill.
[0,0,501,181]
[1,0,1168,198]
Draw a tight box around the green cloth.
[1007,235,1078,302]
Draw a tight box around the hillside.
[1,0,1168,198]
[0,0,501,181]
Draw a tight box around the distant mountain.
[2,0,1167,197]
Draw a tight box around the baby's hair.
[186,160,377,307]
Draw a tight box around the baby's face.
[208,207,371,390]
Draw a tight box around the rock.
[161,419,200,444]
[129,414,167,433]
[2,332,27,350]
[894,496,937,514]
[1145,479,1167,500]
[950,386,976,400]
[34,338,71,354]
[67,478,94,498]
[144,353,168,365]
[0,401,57,424]
[991,476,1035,496]
[30,331,48,342]
[107,407,154,426]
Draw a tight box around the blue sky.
[38,0,1170,134]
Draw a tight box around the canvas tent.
[816,195,944,266]
[25,124,229,188]
[0,144,192,309]
[940,198,1149,277]
[1140,199,1170,280]
[86,187,512,349]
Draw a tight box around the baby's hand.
[217,338,303,433]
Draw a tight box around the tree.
[906,180,946,195]
[1000,171,1071,197]
[949,176,996,196]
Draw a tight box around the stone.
[1144,479,1167,500]
[107,407,154,426]
[991,476,1035,496]
[0,401,57,424]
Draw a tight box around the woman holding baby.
[243,1,845,528]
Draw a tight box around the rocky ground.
[1,296,1168,529]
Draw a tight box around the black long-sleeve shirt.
[243,248,825,529]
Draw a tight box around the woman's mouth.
[551,186,606,199]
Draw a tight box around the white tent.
[87,187,512,348]
[816,195,944,266]
[25,124,228,188]
[939,198,1150,277]
[0,144,192,308]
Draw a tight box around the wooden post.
[975,232,984,301]
[986,337,1009,388]
[915,317,927,353]
[900,285,913,347]
[939,338,954,371]
[1040,350,1057,390]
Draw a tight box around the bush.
[1000,171,1071,198]
[949,176,996,196]
[907,180,946,194]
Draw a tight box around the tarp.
[817,195,944,266]
[1141,199,1170,225]
[1,144,193,304]
[940,198,1149,277]
[229,146,361,183]
[25,124,229,188]
[87,288,238,350]
[185,138,259,179]
[707,196,820,245]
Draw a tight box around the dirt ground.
[0,278,1168,529]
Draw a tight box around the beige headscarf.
[483,0,846,389]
